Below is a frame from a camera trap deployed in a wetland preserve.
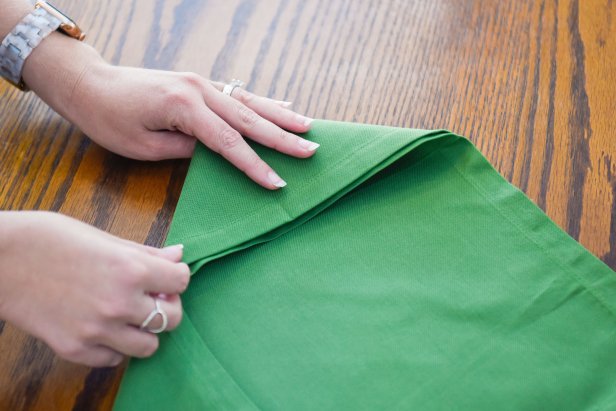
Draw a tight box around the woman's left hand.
[22,33,318,190]
[68,65,318,189]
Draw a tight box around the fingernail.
[298,139,320,151]
[296,114,313,127]
[277,100,293,108]
[160,244,184,256]
[268,171,287,188]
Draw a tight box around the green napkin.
[114,120,616,410]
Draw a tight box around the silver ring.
[140,297,168,334]
[222,79,244,96]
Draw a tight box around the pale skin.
[0,0,318,367]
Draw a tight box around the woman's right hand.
[0,211,189,367]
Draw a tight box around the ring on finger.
[222,79,244,97]
[140,297,168,334]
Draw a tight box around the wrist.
[21,31,107,120]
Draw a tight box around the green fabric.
[114,120,616,410]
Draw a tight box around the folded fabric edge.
[168,119,616,319]
[176,126,455,273]
[436,141,616,321]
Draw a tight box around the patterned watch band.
[0,7,61,90]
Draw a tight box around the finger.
[209,81,292,106]
[129,293,183,332]
[203,87,318,158]
[115,240,184,263]
[155,244,184,262]
[230,87,312,134]
[142,257,190,295]
[137,244,184,263]
[187,106,288,189]
[208,81,311,133]
[271,99,293,108]
[208,80,286,103]
[88,232,177,262]
[153,293,183,331]
[102,326,160,358]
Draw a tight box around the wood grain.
[0,0,614,409]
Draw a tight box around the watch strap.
[0,7,61,90]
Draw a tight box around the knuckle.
[279,129,290,142]
[99,298,129,320]
[218,128,242,151]
[180,72,202,88]
[234,88,254,104]
[237,105,259,129]
[274,129,291,150]
[107,252,133,273]
[123,260,149,287]
[80,323,104,343]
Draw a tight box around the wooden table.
[1,0,614,409]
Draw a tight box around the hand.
[21,32,318,189]
[64,63,317,189]
[0,211,190,367]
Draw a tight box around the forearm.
[0,0,106,120]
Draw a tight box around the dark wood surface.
[1,0,614,409]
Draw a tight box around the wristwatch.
[0,1,85,91]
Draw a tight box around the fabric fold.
[115,120,616,411]
[166,121,451,271]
